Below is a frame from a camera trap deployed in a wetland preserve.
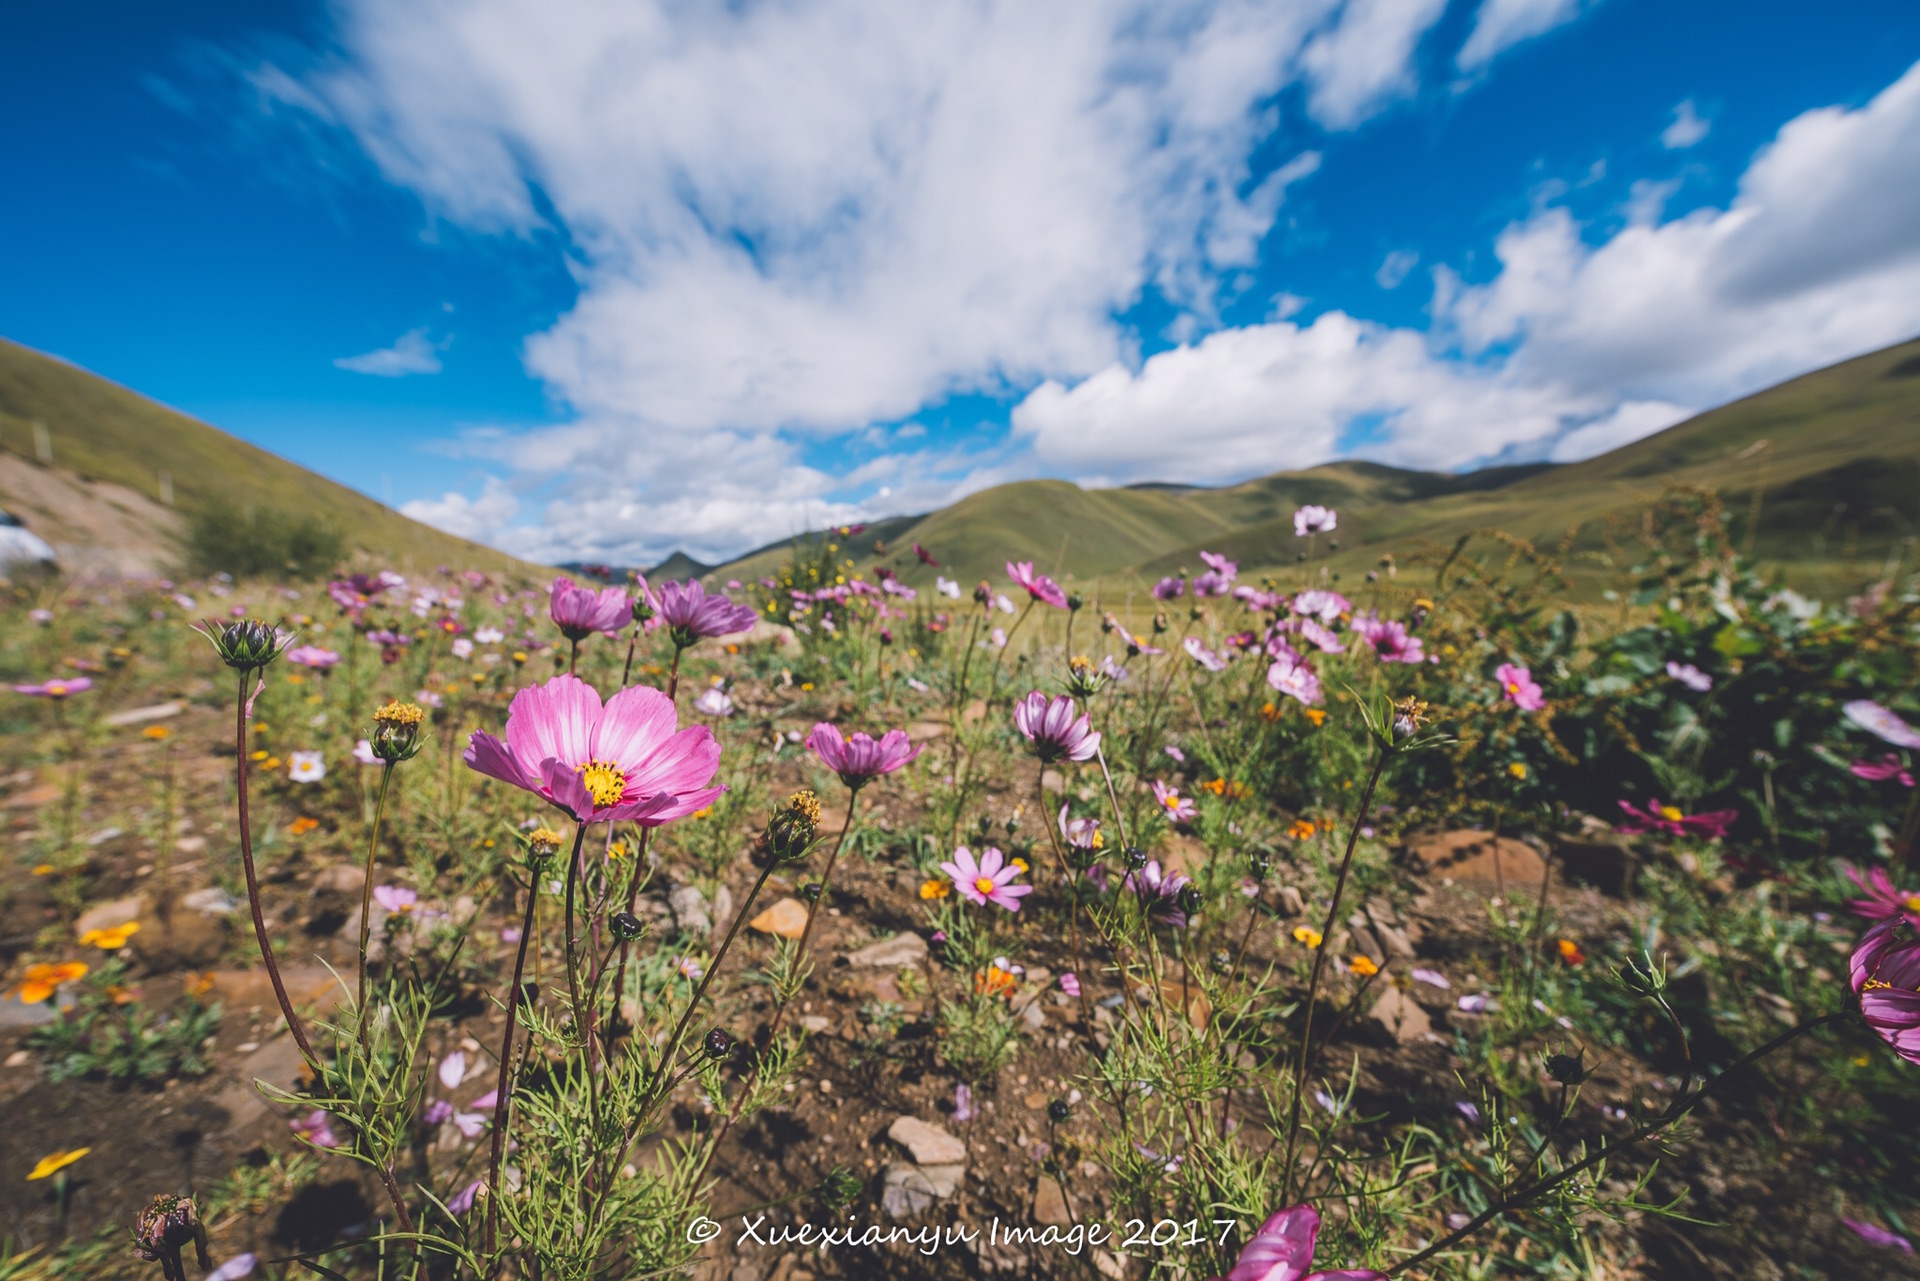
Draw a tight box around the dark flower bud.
[801,882,823,903]
[820,1165,863,1209]
[1328,539,1340,551]
[1047,1099,1071,1123]
[1545,1051,1587,1085]
[973,582,993,606]
[1065,593,1084,613]
[704,1028,735,1060]
[1249,853,1272,882]
[192,618,290,672]
[1064,655,1106,699]
[131,1193,208,1268]
[521,981,540,1005]
[1123,846,1149,871]
[878,628,894,646]
[368,700,426,764]
[1408,598,1434,630]
[763,790,821,864]
[1296,551,1307,563]
[610,912,647,943]
[1177,886,1205,918]
[1151,612,1168,634]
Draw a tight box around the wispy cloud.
[1661,98,1711,149]
[334,327,445,377]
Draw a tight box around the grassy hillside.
[0,338,537,576]
[715,335,1920,598]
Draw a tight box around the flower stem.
[484,842,553,1260]
[653,858,778,1096]
[353,762,397,1046]
[1035,763,1097,1032]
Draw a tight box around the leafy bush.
[184,504,345,579]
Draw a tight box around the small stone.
[1032,1176,1072,1226]
[800,1015,831,1034]
[180,887,238,916]
[1023,1092,1047,1110]
[84,827,124,846]
[887,1115,967,1165]
[0,997,56,1029]
[881,1162,964,1216]
[4,1049,30,1067]
[1368,985,1433,1045]
[314,865,362,894]
[1279,885,1306,916]
[74,894,147,938]
[749,898,809,939]
[104,701,184,727]
[844,933,927,968]
[669,884,711,935]
[1409,829,1546,892]
[173,835,208,856]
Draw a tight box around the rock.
[1092,1247,1127,1279]
[749,898,809,939]
[905,721,948,742]
[180,887,238,915]
[1278,885,1306,916]
[74,894,147,938]
[104,701,184,727]
[670,884,712,935]
[173,835,208,856]
[1552,835,1631,895]
[85,827,124,846]
[215,1034,311,1135]
[713,886,733,933]
[149,909,227,966]
[0,994,59,1027]
[1364,904,1415,959]
[881,1161,964,1216]
[1033,1175,1073,1226]
[1141,977,1211,1030]
[1408,830,1547,892]
[1019,999,1048,1032]
[844,933,927,968]
[313,864,362,894]
[208,965,347,1018]
[800,1015,831,1034]
[4,783,62,809]
[1368,985,1432,1045]
[887,1115,967,1165]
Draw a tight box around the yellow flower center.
[1659,806,1684,821]
[1906,895,1920,913]
[1161,792,1181,810]
[1506,682,1520,695]
[975,876,997,897]
[576,761,629,809]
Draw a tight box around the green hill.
[716,335,1920,597]
[0,337,537,576]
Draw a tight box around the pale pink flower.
[1267,654,1322,706]
[373,885,418,914]
[1219,1204,1382,1281]
[1495,663,1545,711]
[806,722,921,788]
[1183,636,1227,671]
[1846,700,1920,750]
[940,845,1032,912]
[1013,691,1101,762]
[1665,661,1712,692]
[1151,779,1197,825]
[1291,590,1350,622]
[1292,506,1338,536]
[447,1180,484,1215]
[284,645,340,669]
[439,1051,468,1090]
[450,638,474,660]
[1005,561,1068,609]
[290,1109,341,1149]
[548,576,630,641]
[1353,612,1424,663]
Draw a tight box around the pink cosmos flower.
[693,686,735,717]
[290,1109,342,1149]
[206,1253,258,1281]
[1013,691,1101,763]
[654,579,758,642]
[806,722,922,788]
[450,637,474,660]
[1354,613,1424,664]
[953,1083,975,1122]
[1852,920,1920,1066]
[353,739,379,765]
[1267,654,1322,707]
[465,674,724,825]
[1292,590,1350,623]
[1845,865,1920,928]
[1212,1204,1382,1281]
[439,1051,468,1090]
[1006,561,1068,609]
[328,571,405,613]
[12,677,92,698]
[373,885,418,914]
[1495,663,1545,711]
[1192,551,1237,597]
[1124,858,1193,926]
[447,1180,484,1215]
[914,543,939,566]
[27,609,52,625]
[1614,798,1737,839]
[1059,805,1103,854]
[1665,661,1712,692]
[1297,619,1345,654]
[1293,506,1338,537]
[1152,576,1186,601]
[424,1099,454,1125]
[1842,1217,1914,1252]
[549,576,630,642]
[1183,636,1227,671]
[1852,754,1916,786]
[940,845,1032,911]
[1846,700,1920,750]
[1058,972,1081,997]
[284,645,340,669]
[1151,779,1198,825]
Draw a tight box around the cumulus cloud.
[1548,399,1691,462]
[401,475,517,541]
[1375,248,1419,289]
[1456,0,1588,72]
[1661,99,1710,149]
[1301,0,1451,129]
[334,327,444,376]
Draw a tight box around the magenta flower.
[328,571,405,612]
[1842,1217,1914,1252]
[940,845,1032,912]
[549,576,630,642]
[1213,1204,1382,1281]
[914,543,939,566]
[654,579,758,644]
[1292,590,1350,622]
[1614,798,1737,839]
[1058,972,1081,997]
[12,677,92,699]
[1006,561,1068,609]
[1846,865,1920,928]
[1152,576,1186,601]
[447,1180,484,1216]
[1297,619,1345,653]
[373,885,419,914]
[1852,754,1916,786]
[1495,663,1545,711]
[284,645,340,669]
[1852,920,1920,1065]
[1354,613,1424,664]
[1150,779,1197,825]
[806,722,922,788]
[1267,654,1322,707]
[1846,700,1920,750]
[1124,858,1193,926]
[465,674,724,825]
[1059,805,1103,857]
[1293,506,1338,537]
[1183,637,1227,671]
[424,1099,454,1125]
[1192,551,1237,597]
[1665,661,1712,692]
[1013,691,1101,763]
[290,1109,342,1150]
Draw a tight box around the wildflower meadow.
[3,492,1920,1280]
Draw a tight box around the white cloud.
[334,327,444,376]
[1548,399,1691,461]
[1661,99,1710,149]
[1301,0,1450,129]
[1456,0,1587,72]
[1375,248,1419,289]
[401,476,517,540]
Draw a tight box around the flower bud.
[1046,1099,1071,1123]
[1151,612,1168,634]
[762,791,821,864]
[1065,593,1084,613]
[610,912,647,943]
[1177,885,1205,918]
[368,700,426,764]
[1063,655,1106,699]
[703,1028,735,1060]
[1545,1051,1587,1085]
[801,882,823,904]
[631,594,656,625]
[193,618,290,671]
[1123,846,1149,871]
[131,1193,207,1268]
[526,827,565,864]
[973,582,992,606]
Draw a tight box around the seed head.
[762,790,821,864]
[131,1193,207,1268]
[1545,1051,1587,1085]
[703,1028,735,1060]
[369,700,427,763]
[1123,845,1149,871]
[610,912,647,943]
[192,618,291,672]
[1177,885,1205,918]
[1046,1099,1071,1124]
[526,827,565,863]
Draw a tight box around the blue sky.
[4,0,1919,563]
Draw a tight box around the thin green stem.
[354,763,397,1046]
[483,840,556,1262]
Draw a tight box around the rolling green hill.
[715,335,1920,598]
[0,338,538,576]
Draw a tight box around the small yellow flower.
[249,749,270,762]
[79,922,140,950]
[1010,857,1029,873]
[1853,1053,1873,1068]
[14,962,87,1003]
[512,651,529,665]
[1289,819,1316,840]
[30,864,55,876]
[1304,708,1327,726]
[1508,762,1528,780]
[141,726,171,741]
[607,840,629,861]
[920,878,950,900]
[185,971,216,998]
[290,817,320,835]
[800,682,815,692]
[1348,955,1379,977]
[26,1148,89,1181]
[263,757,282,771]
[1658,805,1684,822]
[1293,926,1323,949]
[285,673,307,685]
